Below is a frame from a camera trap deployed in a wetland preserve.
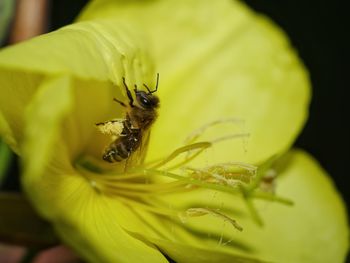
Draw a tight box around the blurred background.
[0,0,349,261]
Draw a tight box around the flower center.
[76,119,293,230]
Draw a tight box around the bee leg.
[95,120,118,126]
[122,77,134,107]
[113,98,127,107]
[95,121,111,126]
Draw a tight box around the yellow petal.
[161,150,349,263]
[246,150,349,263]
[79,0,311,165]
[0,20,154,82]
[20,80,167,262]
[28,167,169,262]
[0,19,155,158]
[130,233,264,263]
[53,185,169,263]
[15,71,168,263]
[22,75,73,181]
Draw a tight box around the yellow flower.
[0,0,348,262]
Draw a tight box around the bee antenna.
[143,73,159,94]
[143,84,151,93]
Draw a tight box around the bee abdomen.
[116,142,130,159]
[103,143,131,163]
[102,128,142,163]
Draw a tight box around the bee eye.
[136,91,153,108]
[141,97,150,105]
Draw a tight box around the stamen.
[87,172,147,181]
[187,162,257,183]
[184,167,245,188]
[115,195,178,217]
[244,198,263,226]
[147,142,211,169]
[144,169,243,195]
[251,191,293,205]
[210,133,250,144]
[185,118,245,144]
[103,187,189,198]
[206,162,257,175]
[102,180,185,191]
[245,155,278,192]
[181,207,243,231]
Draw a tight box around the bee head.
[134,73,160,109]
[134,90,159,109]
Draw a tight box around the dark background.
[50,0,350,206]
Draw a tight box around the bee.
[96,74,160,163]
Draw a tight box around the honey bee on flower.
[96,74,160,164]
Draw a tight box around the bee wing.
[138,129,151,164]
[96,119,125,137]
[124,129,151,171]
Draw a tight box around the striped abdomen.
[102,130,142,163]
